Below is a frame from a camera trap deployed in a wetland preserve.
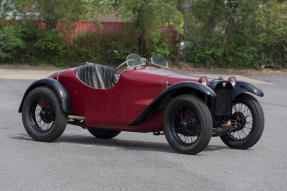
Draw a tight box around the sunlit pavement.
[0,71,286,191]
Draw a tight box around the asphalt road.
[0,74,287,191]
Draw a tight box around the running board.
[68,115,85,120]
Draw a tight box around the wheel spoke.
[228,102,253,141]
[171,105,201,145]
[29,97,55,132]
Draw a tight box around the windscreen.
[126,53,142,67]
[151,54,168,68]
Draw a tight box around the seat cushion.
[76,63,115,89]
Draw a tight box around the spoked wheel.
[22,87,67,142]
[164,95,212,155]
[171,106,201,145]
[30,98,55,132]
[220,94,264,149]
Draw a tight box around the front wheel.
[22,87,67,142]
[163,95,213,155]
[220,94,264,149]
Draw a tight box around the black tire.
[163,95,213,155]
[87,128,121,139]
[220,94,264,149]
[22,87,67,142]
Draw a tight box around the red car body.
[51,67,206,132]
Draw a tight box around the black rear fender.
[129,81,216,126]
[18,78,73,114]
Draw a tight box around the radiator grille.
[215,85,232,116]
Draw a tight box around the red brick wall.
[68,21,126,41]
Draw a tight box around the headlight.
[199,76,207,86]
[228,76,236,87]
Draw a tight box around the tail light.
[199,76,207,86]
[228,76,236,87]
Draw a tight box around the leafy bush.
[72,32,138,66]
[71,32,174,66]
[184,45,222,67]
[0,25,25,62]
[16,23,41,63]
[224,45,259,68]
[147,33,172,59]
[33,29,67,63]
[222,27,263,68]
[0,23,69,65]
[184,46,206,66]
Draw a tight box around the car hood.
[128,67,213,85]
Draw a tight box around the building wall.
[67,21,126,42]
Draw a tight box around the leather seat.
[76,63,115,89]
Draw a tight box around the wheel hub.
[40,106,54,123]
[231,112,246,130]
[180,116,199,136]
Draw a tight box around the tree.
[112,0,183,56]
[11,0,85,30]
[0,0,14,26]
[184,0,226,66]
[256,0,287,67]
[10,0,110,31]
[183,0,285,68]
[175,0,186,63]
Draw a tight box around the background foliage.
[0,0,286,69]
[184,0,287,68]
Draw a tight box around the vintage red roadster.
[18,54,264,154]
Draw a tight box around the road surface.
[0,70,286,191]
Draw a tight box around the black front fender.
[18,78,73,114]
[129,81,216,126]
[233,81,264,99]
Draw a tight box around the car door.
[84,68,165,130]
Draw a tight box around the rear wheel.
[87,128,121,139]
[163,95,212,155]
[220,94,264,149]
[22,87,67,142]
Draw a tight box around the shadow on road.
[10,134,228,154]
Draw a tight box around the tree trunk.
[175,0,185,64]
[222,17,234,52]
[138,32,146,56]
[220,3,238,62]
[205,0,220,67]
[134,4,147,56]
